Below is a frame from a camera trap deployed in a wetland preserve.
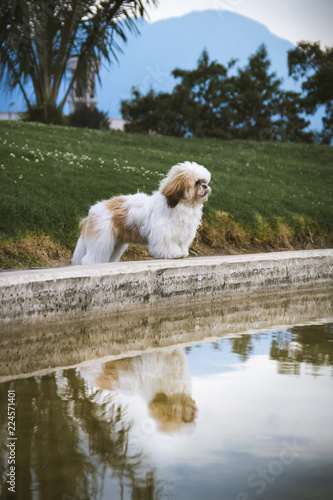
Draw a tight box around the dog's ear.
[164,192,182,209]
[160,172,187,208]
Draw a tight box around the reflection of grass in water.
[0,120,332,268]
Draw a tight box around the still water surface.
[1,322,333,500]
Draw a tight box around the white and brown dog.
[81,349,198,433]
[72,161,211,265]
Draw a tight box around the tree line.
[121,43,333,144]
[1,2,332,143]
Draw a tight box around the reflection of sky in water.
[186,332,273,375]
[143,333,331,499]
[1,323,332,500]
[82,324,333,500]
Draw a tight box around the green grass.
[0,120,332,254]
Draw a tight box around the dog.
[81,349,198,433]
[72,161,211,265]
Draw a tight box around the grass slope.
[0,121,332,268]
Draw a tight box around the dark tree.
[122,50,237,138]
[121,88,184,136]
[229,44,281,140]
[276,90,314,143]
[288,41,333,143]
[121,45,316,143]
[171,49,237,138]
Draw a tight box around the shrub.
[21,105,65,125]
[68,105,109,130]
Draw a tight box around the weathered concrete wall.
[1,288,332,381]
[0,250,332,327]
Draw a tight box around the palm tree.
[0,0,157,122]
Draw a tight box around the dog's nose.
[203,185,211,196]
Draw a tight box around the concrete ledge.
[1,249,332,327]
[1,288,332,381]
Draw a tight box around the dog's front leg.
[149,241,186,260]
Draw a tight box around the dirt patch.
[194,212,332,256]
[0,235,72,270]
[1,216,332,271]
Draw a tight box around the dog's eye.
[195,180,201,186]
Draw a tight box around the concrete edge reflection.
[0,288,332,381]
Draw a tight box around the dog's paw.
[171,251,188,259]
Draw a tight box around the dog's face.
[160,162,211,208]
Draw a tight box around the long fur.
[72,161,211,265]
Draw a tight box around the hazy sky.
[145,0,333,47]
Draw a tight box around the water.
[1,292,333,500]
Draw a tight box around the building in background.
[67,56,99,113]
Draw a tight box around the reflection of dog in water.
[95,349,197,433]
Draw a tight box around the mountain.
[98,10,298,117]
[0,10,322,130]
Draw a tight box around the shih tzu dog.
[81,349,198,433]
[72,161,211,265]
